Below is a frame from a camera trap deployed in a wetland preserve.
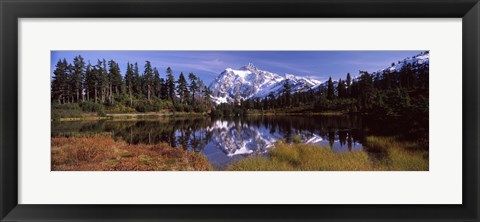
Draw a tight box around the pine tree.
[188,72,199,105]
[108,60,124,103]
[160,78,167,100]
[97,59,109,103]
[327,76,334,100]
[176,72,189,104]
[166,67,175,103]
[124,63,134,106]
[383,70,392,89]
[65,61,74,103]
[418,63,429,89]
[52,59,68,103]
[346,73,352,97]
[84,62,95,102]
[268,92,275,109]
[202,86,211,110]
[337,78,346,98]
[153,68,161,98]
[283,79,291,106]
[92,65,99,102]
[372,73,380,89]
[143,61,153,102]
[72,55,85,102]
[358,71,374,111]
[133,62,142,98]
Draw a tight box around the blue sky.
[51,50,424,84]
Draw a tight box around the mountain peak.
[284,73,296,79]
[209,66,322,104]
[239,63,257,71]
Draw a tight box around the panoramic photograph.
[51,51,429,171]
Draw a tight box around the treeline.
[217,52,429,117]
[51,55,213,114]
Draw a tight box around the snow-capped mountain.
[209,63,321,104]
[378,51,429,73]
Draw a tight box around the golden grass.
[228,143,373,171]
[51,136,212,171]
[228,136,428,171]
[364,136,428,171]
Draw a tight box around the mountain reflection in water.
[52,115,411,169]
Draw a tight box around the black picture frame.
[1,0,479,221]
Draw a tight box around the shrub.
[80,101,105,116]
[52,103,81,110]
[134,100,162,112]
[51,103,83,120]
[193,105,205,113]
[175,104,184,112]
[51,109,84,120]
[105,104,136,114]
[183,104,192,113]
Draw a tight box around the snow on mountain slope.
[209,63,321,104]
[379,51,429,73]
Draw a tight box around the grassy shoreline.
[51,135,427,171]
[51,136,212,171]
[54,111,209,121]
[228,137,428,171]
[53,111,346,122]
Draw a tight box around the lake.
[51,115,427,170]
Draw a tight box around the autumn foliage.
[51,136,211,171]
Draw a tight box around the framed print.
[1,0,479,221]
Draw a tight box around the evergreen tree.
[72,55,85,102]
[327,76,334,100]
[202,86,211,110]
[346,73,351,97]
[51,59,68,103]
[124,63,134,106]
[358,71,374,111]
[418,63,429,89]
[143,61,153,102]
[153,68,161,99]
[108,60,124,101]
[176,72,189,104]
[337,78,346,98]
[84,62,95,102]
[373,73,381,89]
[133,62,142,98]
[188,72,199,105]
[93,60,102,103]
[166,67,175,103]
[160,78,167,100]
[98,59,109,103]
[65,62,74,103]
[92,65,99,102]
[383,70,392,89]
[268,92,275,109]
[283,79,291,106]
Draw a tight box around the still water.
[52,115,424,170]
